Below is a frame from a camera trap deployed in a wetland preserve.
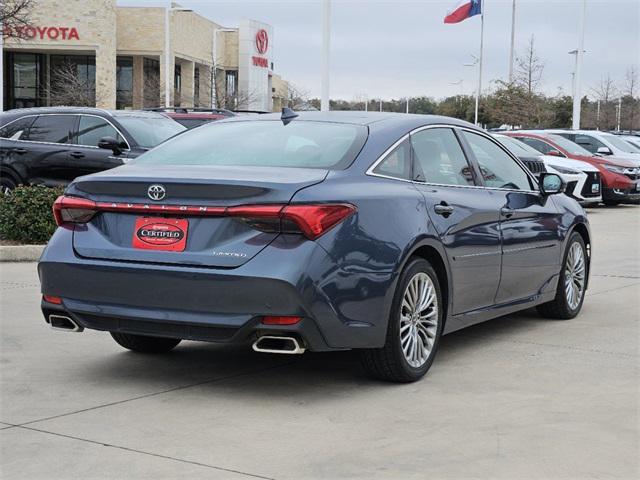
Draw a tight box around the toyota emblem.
[147,184,166,201]
[255,29,268,54]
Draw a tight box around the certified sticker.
[132,217,188,252]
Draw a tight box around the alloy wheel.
[400,272,439,368]
[564,242,586,310]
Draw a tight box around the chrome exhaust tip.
[252,336,305,354]
[48,314,83,332]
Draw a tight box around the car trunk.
[68,165,328,268]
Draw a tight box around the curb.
[0,245,46,262]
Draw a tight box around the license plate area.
[591,183,600,193]
[132,217,188,252]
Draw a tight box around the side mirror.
[98,136,122,155]
[539,172,565,195]
[596,146,612,155]
[547,150,564,157]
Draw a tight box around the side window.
[0,116,36,140]
[26,115,75,144]
[462,131,533,191]
[372,139,412,180]
[517,137,553,154]
[575,135,604,153]
[411,128,475,186]
[76,116,123,147]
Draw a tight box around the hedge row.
[0,186,64,244]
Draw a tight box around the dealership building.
[2,0,289,112]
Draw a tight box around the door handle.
[14,148,28,154]
[500,207,514,218]
[70,152,85,159]
[434,203,454,217]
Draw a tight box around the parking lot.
[0,205,638,479]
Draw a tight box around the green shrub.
[0,186,65,244]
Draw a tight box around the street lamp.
[165,2,192,108]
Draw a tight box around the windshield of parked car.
[547,134,593,156]
[115,115,186,148]
[602,133,640,153]
[131,120,368,169]
[495,135,542,156]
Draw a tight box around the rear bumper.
[38,228,395,351]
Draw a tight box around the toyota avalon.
[39,111,590,382]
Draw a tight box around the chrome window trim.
[0,113,131,151]
[366,123,540,194]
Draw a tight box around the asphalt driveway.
[1,205,638,479]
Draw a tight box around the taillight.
[51,195,356,239]
[53,196,97,226]
[43,295,62,304]
[282,204,356,240]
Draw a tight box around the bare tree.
[591,74,618,130]
[1,0,33,39]
[143,70,161,108]
[44,61,99,107]
[515,35,545,96]
[287,83,310,110]
[622,66,638,130]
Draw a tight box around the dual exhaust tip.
[48,314,83,332]
[252,335,305,354]
[46,315,303,354]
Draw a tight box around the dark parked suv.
[0,107,186,192]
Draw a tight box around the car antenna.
[281,107,299,125]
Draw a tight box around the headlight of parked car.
[548,165,580,175]
[603,164,628,174]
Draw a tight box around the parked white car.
[494,134,602,205]
[548,130,640,163]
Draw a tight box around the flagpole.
[508,0,516,82]
[474,3,484,126]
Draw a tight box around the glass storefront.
[3,52,46,109]
[116,56,133,109]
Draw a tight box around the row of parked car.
[1,106,639,206]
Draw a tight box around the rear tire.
[110,332,181,353]
[537,232,587,320]
[360,258,444,383]
[1,176,17,194]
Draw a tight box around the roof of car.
[1,106,168,120]
[219,110,478,129]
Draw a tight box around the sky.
[119,0,640,101]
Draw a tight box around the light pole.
[321,0,331,111]
[464,55,479,124]
[211,27,236,108]
[572,0,586,130]
[165,2,192,108]
[508,0,517,83]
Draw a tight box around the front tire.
[1,176,16,194]
[111,332,181,353]
[537,232,587,319]
[361,258,444,383]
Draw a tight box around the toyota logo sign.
[147,184,166,201]
[255,29,268,54]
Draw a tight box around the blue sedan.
[38,111,590,382]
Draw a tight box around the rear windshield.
[547,134,593,156]
[131,120,368,169]
[115,115,186,148]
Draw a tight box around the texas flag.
[444,0,482,24]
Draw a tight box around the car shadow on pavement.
[70,309,553,397]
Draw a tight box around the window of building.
[372,139,412,180]
[225,70,237,102]
[143,58,160,108]
[194,67,200,107]
[174,64,182,107]
[49,55,96,106]
[412,128,475,186]
[76,115,124,147]
[26,115,76,144]
[5,53,45,109]
[462,131,533,191]
[116,56,133,110]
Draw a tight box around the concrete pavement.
[1,205,639,479]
